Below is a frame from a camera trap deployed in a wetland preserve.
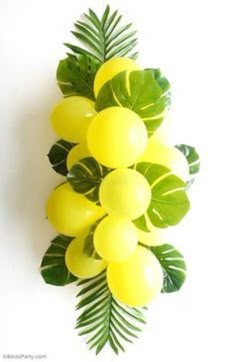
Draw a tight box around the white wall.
[0,0,235,361]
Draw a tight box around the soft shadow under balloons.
[9,79,64,264]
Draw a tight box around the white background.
[0,0,236,361]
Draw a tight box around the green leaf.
[134,162,190,231]
[40,235,77,286]
[175,144,200,186]
[65,5,138,62]
[76,271,146,354]
[83,218,105,258]
[47,139,76,176]
[95,69,168,137]
[57,53,100,100]
[151,244,186,292]
[146,68,171,108]
[67,157,110,204]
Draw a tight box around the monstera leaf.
[40,235,77,286]
[151,244,186,293]
[47,139,76,176]
[146,68,171,108]
[175,144,200,186]
[82,218,105,258]
[134,162,190,231]
[57,53,100,100]
[67,157,110,204]
[95,69,168,136]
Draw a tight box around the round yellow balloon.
[65,229,107,279]
[94,57,140,97]
[50,96,96,143]
[46,183,105,236]
[87,107,148,168]
[94,215,138,262]
[139,138,189,182]
[99,168,151,220]
[66,142,91,170]
[107,246,163,307]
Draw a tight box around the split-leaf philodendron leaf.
[151,244,186,292]
[95,69,168,137]
[67,157,110,204]
[175,144,200,186]
[134,162,190,231]
[57,53,100,100]
[47,139,76,176]
[40,235,77,286]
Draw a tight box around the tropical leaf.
[67,157,110,204]
[83,218,105,258]
[147,68,171,108]
[47,139,76,176]
[95,69,168,136]
[151,244,186,293]
[175,144,200,186]
[76,271,146,354]
[134,162,190,231]
[57,53,100,100]
[40,235,77,286]
[65,5,138,63]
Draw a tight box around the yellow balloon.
[66,142,91,170]
[99,168,151,220]
[94,57,140,97]
[50,96,96,143]
[46,183,105,236]
[107,246,163,307]
[65,229,107,279]
[139,139,189,182]
[87,107,148,168]
[94,215,138,262]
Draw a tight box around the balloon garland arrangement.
[41,5,200,355]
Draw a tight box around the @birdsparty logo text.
[2,354,47,360]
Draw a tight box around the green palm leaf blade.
[150,244,187,292]
[96,69,168,137]
[75,271,146,354]
[65,5,138,62]
[57,53,100,100]
[47,139,76,176]
[67,157,110,204]
[134,162,190,231]
[40,235,77,286]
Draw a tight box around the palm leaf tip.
[66,5,138,63]
[75,271,146,354]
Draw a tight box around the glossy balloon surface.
[46,183,105,236]
[99,168,151,220]
[107,246,163,307]
[87,107,148,168]
[94,215,138,262]
[50,96,96,143]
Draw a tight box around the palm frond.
[75,271,146,354]
[66,5,138,63]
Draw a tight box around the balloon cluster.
[46,58,189,307]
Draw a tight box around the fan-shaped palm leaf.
[76,271,146,354]
[65,5,138,63]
